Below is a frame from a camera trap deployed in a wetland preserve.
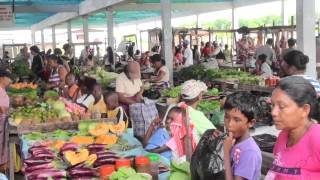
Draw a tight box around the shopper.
[174,47,183,66]
[149,54,170,87]
[183,40,193,67]
[0,71,12,169]
[265,76,320,179]
[255,38,276,66]
[87,83,107,118]
[47,54,68,90]
[30,45,43,79]
[281,50,320,96]
[255,54,273,78]
[281,38,296,60]
[193,45,200,65]
[201,42,211,59]
[180,79,216,142]
[54,48,70,72]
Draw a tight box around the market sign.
[0,6,14,27]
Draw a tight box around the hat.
[183,40,189,45]
[150,54,161,62]
[181,80,207,100]
[127,61,141,80]
[0,70,13,80]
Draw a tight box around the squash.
[86,154,97,166]
[64,149,90,165]
[109,121,126,134]
[70,136,94,145]
[89,123,109,136]
[95,134,118,145]
[52,140,66,150]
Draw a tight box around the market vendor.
[281,50,320,95]
[265,76,320,179]
[147,54,170,87]
[180,80,216,142]
[0,70,12,169]
[116,61,144,110]
[255,54,273,78]
[103,92,128,125]
[62,73,81,102]
[87,83,107,119]
[47,54,68,90]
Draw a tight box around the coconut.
[53,101,66,112]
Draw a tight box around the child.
[87,84,107,118]
[255,54,272,78]
[63,73,81,102]
[223,92,262,180]
[103,92,128,125]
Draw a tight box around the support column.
[41,29,45,51]
[161,0,173,84]
[296,0,317,78]
[281,0,288,25]
[52,25,56,49]
[31,30,35,45]
[83,15,89,45]
[107,8,115,69]
[67,21,72,44]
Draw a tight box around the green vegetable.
[169,161,191,180]
[197,100,220,115]
[127,173,151,180]
[110,167,136,180]
[10,60,32,78]
[162,86,181,98]
[49,130,73,140]
[44,90,59,99]
[206,88,219,96]
[24,132,45,141]
[170,171,190,180]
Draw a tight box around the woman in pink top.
[266,76,320,180]
[0,70,12,167]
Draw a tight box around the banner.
[0,5,14,27]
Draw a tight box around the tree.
[239,15,282,27]
[202,19,232,30]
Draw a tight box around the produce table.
[237,84,274,94]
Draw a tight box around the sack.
[191,129,226,180]
[129,98,159,141]
[253,134,277,153]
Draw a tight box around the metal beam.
[79,0,126,16]
[15,5,78,13]
[31,12,78,31]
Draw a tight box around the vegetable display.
[162,86,182,98]
[197,100,220,115]
[169,161,191,180]
[86,67,119,89]
[110,167,151,180]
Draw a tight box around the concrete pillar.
[107,8,115,69]
[231,6,238,29]
[41,29,45,51]
[52,25,56,49]
[161,0,173,84]
[296,0,317,78]
[83,15,89,45]
[67,21,72,44]
[31,30,35,45]
[281,0,289,25]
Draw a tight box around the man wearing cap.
[183,40,193,67]
[0,70,12,169]
[116,61,144,110]
[181,80,216,142]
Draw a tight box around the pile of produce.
[162,86,182,98]
[169,161,191,180]
[10,60,32,78]
[177,65,262,85]
[197,100,220,115]
[8,83,39,107]
[110,167,152,180]
[86,66,119,89]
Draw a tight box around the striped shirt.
[295,74,320,96]
[48,65,62,84]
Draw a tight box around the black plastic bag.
[191,129,226,180]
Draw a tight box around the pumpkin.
[89,123,109,136]
[64,149,90,165]
[86,154,97,166]
[109,121,126,134]
[52,140,66,150]
[70,136,94,145]
[95,134,118,145]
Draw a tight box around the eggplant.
[26,169,66,180]
[24,158,52,166]
[31,152,55,159]
[25,162,53,173]
[69,167,99,177]
[25,168,55,179]
[87,144,107,150]
[96,153,119,160]
[95,151,117,156]
[61,143,79,152]
[70,176,98,180]
[28,146,50,154]
[66,162,86,171]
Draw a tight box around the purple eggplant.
[28,146,50,154]
[31,152,55,159]
[95,151,117,156]
[61,143,79,152]
[24,158,52,166]
[69,167,99,177]
[26,169,66,180]
[25,162,53,173]
[70,176,98,180]
[96,153,119,160]
[66,162,86,171]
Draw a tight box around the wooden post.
[290,16,294,38]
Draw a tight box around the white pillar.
[83,15,89,45]
[281,0,289,25]
[31,30,35,45]
[296,0,317,78]
[67,21,72,44]
[107,8,114,49]
[161,0,173,84]
[41,29,45,51]
[231,6,238,29]
[52,25,56,49]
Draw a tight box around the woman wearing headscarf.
[115,61,144,111]
[180,79,216,142]
[0,71,12,169]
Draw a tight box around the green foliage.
[202,19,232,30]
[10,60,32,78]
[197,100,220,115]
[162,86,182,98]
[239,15,282,27]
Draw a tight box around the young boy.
[103,92,128,125]
[87,84,107,118]
[223,92,262,180]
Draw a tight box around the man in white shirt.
[183,40,193,67]
[255,38,276,66]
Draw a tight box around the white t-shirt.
[184,47,193,67]
[261,62,273,78]
[76,94,95,109]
